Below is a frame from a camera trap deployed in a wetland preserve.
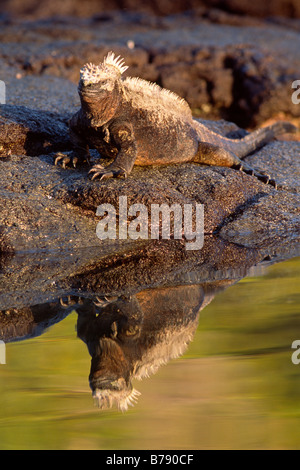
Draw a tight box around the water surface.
[0,255,299,450]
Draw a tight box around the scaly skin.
[55,52,297,188]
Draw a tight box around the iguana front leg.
[89,122,137,180]
[194,142,276,188]
[55,126,90,168]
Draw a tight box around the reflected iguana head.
[89,336,141,412]
[77,295,143,412]
[77,286,205,412]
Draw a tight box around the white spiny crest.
[103,51,129,75]
[92,387,141,412]
[80,52,128,85]
[123,76,191,116]
[80,62,103,85]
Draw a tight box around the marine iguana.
[55,51,297,187]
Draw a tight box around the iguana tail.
[192,121,297,188]
[194,120,297,158]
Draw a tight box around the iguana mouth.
[78,84,99,95]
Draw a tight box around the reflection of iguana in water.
[55,51,297,187]
[76,286,205,411]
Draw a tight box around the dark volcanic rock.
[0,104,70,156]
[0,12,300,126]
[2,0,300,19]
[0,232,298,314]
[0,105,298,254]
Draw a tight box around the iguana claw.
[55,152,71,168]
[235,162,276,188]
[89,164,127,180]
[54,152,89,168]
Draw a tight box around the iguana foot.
[89,163,127,180]
[59,296,84,308]
[54,152,90,169]
[94,295,119,307]
[235,162,277,189]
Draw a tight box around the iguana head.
[78,52,128,125]
[89,337,141,412]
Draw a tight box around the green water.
[0,256,300,450]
